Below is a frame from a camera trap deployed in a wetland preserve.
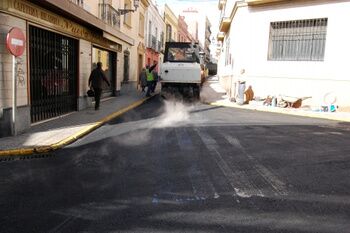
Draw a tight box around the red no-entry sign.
[6,27,26,57]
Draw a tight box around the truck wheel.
[193,86,200,100]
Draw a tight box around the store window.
[92,47,116,93]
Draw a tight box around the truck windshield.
[166,47,198,63]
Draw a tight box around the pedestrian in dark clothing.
[145,62,157,97]
[139,68,147,92]
[88,62,110,110]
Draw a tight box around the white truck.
[160,42,202,100]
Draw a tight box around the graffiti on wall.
[15,57,26,87]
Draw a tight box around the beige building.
[0,0,136,136]
[118,0,150,87]
[163,4,178,42]
[217,0,350,110]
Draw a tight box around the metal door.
[29,26,78,123]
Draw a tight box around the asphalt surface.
[0,96,350,233]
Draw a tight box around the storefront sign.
[6,27,25,57]
[4,0,122,52]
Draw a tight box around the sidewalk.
[201,76,350,123]
[0,84,153,156]
[1,78,349,156]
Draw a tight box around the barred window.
[268,18,328,61]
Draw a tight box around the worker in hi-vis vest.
[145,62,157,97]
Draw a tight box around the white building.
[217,0,350,109]
[145,0,165,69]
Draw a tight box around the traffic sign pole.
[12,55,17,136]
[6,27,25,136]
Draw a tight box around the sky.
[155,0,221,43]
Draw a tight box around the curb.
[0,97,151,157]
[205,101,350,123]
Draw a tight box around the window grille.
[268,18,327,61]
[166,24,172,42]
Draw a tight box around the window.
[139,13,144,37]
[148,21,152,47]
[268,18,327,61]
[160,32,164,49]
[225,36,230,66]
[124,0,132,27]
[166,24,172,42]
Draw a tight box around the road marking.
[48,216,75,233]
[220,132,288,196]
[195,128,264,198]
[175,128,217,200]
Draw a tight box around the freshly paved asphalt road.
[1,96,350,233]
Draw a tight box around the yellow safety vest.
[146,70,154,81]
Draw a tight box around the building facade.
[119,0,150,87]
[163,4,178,42]
[204,16,212,63]
[145,0,164,72]
[217,0,350,109]
[0,0,134,136]
[181,7,199,43]
[180,6,212,64]
[178,16,189,42]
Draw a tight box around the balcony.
[219,17,231,33]
[218,0,226,10]
[206,37,211,44]
[146,34,158,51]
[246,0,285,5]
[99,3,121,30]
[207,26,211,34]
[31,0,134,45]
[158,40,162,52]
[217,32,225,42]
[69,0,83,6]
[152,36,157,51]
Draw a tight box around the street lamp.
[119,0,139,15]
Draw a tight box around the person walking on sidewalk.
[88,62,110,110]
[139,68,147,92]
[146,62,157,97]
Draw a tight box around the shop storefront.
[29,25,78,123]
[92,46,117,96]
[0,0,125,136]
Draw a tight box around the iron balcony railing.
[207,26,211,34]
[152,36,157,50]
[158,40,162,52]
[99,3,121,30]
[146,34,152,48]
[146,34,158,51]
[70,0,84,6]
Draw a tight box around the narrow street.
[1,96,349,233]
